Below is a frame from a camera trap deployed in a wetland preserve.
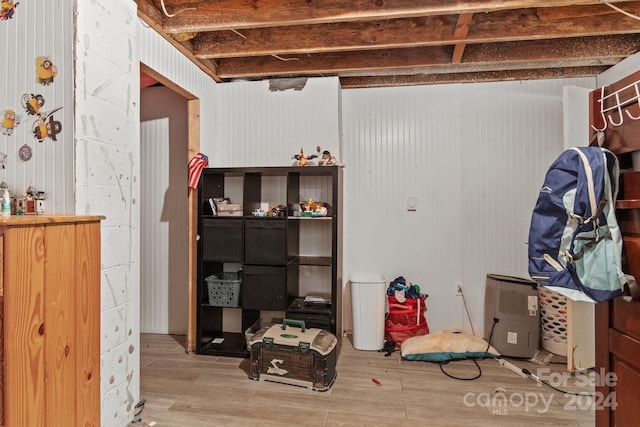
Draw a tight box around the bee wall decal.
[36,56,57,86]
[22,93,46,116]
[32,107,62,142]
[0,0,19,20]
[2,109,21,135]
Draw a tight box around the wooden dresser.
[590,70,640,427]
[0,215,104,426]
[595,172,640,427]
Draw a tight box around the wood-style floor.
[138,333,595,427]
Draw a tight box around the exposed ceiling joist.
[451,13,474,64]
[136,0,640,88]
[154,0,614,31]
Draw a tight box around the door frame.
[140,62,200,351]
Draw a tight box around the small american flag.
[188,153,208,189]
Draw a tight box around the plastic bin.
[206,272,242,307]
[244,317,282,350]
[385,295,429,347]
[539,286,568,356]
[350,273,387,350]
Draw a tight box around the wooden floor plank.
[137,334,595,426]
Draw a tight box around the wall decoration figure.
[36,56,57,86]
[18,144,32,161]
[0,152,7,169]
[318,149,337,166]
[22,93,45,116]
[32,108,62,142]
[292,146,339,166]
[16,184,46,214]
[292,147,318,166]
[2,109,21,135]
[0,0,19,20]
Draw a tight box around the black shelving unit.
[196,166,343,357]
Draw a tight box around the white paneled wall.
[458,79,595,333]
[208,76,598,336]
[341,78,596,335]
[140,86,189,335]
[140,118,170,332]
[0,0,74,212]
[211,78,342,167]
[341,85,465,333]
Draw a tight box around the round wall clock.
[19,144,32,161]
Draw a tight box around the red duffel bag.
[385,296,429,347]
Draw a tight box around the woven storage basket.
[206,272,241,307]
[538,286,568,356]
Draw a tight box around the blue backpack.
[528,146,626,302]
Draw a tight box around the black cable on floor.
[134,399,146,417]
[438,359,482,380]
[520,368,596,396]
[436,318,499,381]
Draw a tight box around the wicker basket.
[206,272,241,307]
[538,286,568,356]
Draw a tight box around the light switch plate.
[407,196,417,211]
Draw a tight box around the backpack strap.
[566,147,607,263]
[570,147,598,219]
[570,217,610,262]
[625,274,639,301]
[568,148,620,264]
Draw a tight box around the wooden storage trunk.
[248,319,337,391]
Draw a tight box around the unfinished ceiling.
[135,0,640,89]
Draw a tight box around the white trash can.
[350,273,387,350]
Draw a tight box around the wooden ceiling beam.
[338,66,609,88]
[451,13,474,64]
[215,34,640,79]
[192,15,458,59]
[156,0,607,32]
[137,0,165,23]
[190,4,640,59]
[135,0,640,89]
[136,1,222,82]
[335,60,624,79]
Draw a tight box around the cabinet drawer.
[244,219,287,264]
[242,265,287,310]
[202,218,243,262]
[622,235,640,288]
[622,171,640,200]
[612,297,640,342]
[610,355,640,426]
[617,208,640,235]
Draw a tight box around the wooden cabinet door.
[2,219,101,426]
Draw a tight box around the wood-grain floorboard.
[137,333,595,427]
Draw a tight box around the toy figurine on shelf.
[292,146,340,166]
[299,198,327,217]
[292,148,318,166]
[15,184,46,215]
[300,198,314,212]
[318,149,337,166]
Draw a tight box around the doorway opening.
[139,63,200,352]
